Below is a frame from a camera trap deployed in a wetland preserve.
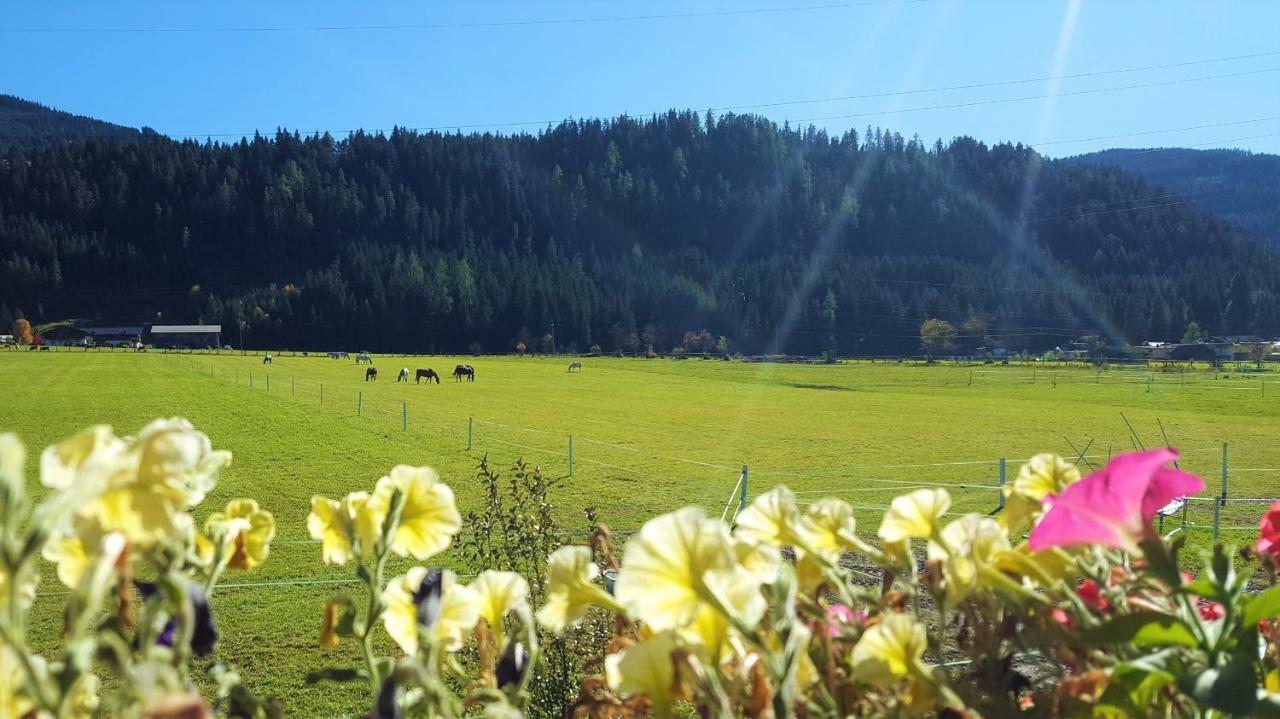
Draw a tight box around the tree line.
[2,110,1278,355]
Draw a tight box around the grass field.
[2,349,1278,714]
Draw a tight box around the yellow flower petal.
[382,568,479,656]
[205,498,276,571]
[878,489,951,544]
[372,466,461,561]
[926,515,1011,605]
[732,535,782,585]
[39,425,125,491]
[800,498,858,561]
[471,570,530,646]
[43,535,93,588]
[679,570,761,666]
[536,546,621,633]
[0,433,24,495]
[307,492,381,564]
[1002,454,1080,533]
[131,417,230,507]
[615,508,744,631]
[735,486,805,549]
[851,612,928,684]
[605,630,680,718]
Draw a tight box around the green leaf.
[1177,659,1257,715]
[1097,650,1180,716]
[1082,612,1200,648]
[1244,585,1280,627]
[304,667,366,685]
[1138,538,1183,588]
[1182,578,1222,602]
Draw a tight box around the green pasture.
[1,350,1278,714]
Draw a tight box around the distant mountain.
[0,95,141,148]
[1065,148,1280,245]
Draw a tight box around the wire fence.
[158,353,1278,544]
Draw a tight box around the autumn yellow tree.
[11,318,33,345]
[919,318,957,360]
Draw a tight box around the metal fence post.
[320,383,324,403]
[467,417,473,450]
[292,377,296,396]
[568,435,574,476]
[739,465,750,512]
[358,391,362,417]
[249,371,253,388]
[266,374,270,392]
[402,402,407,431]
[997,458,1007,510]
[1214,442,1228,540]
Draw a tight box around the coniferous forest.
[2,109,1278,354]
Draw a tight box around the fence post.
[568,435,574,476]
[1214,442,1228,540]
[266,375,270,392]
[320,383,324,403]
[739,465,750,512]
[292,377,296,397]
[402,402,407,432]
[997,458,1007,510]
[249,371,253,388]
[358,392,362,417]
[1147,374,1152,393]
[467,417,473,450]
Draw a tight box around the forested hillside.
[2,110,1277,354]
[0,95,141,148]
[1067,148,1280,247]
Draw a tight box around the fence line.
[162,354,1277,539]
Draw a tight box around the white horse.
[397,367,410,382]
[355,353,372,364]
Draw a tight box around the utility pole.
[238,320,245,356]
[550,320,557,355]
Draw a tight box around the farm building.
[148,324,222,348]
[83,326,144,347]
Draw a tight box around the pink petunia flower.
[1050,607,1074,630]
[825,603,863,637]
[1256,501,1280,560]
[1028,449,1204,553]
[1198,602,1225,621]
[1076,579,1111,612]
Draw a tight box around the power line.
[0,0,926,34]
[720,51,1280,111]
[1031,115,1280,148]
[785,66,1280,123]
[2,52,1278,142]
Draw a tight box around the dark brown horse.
[453,364,475,382]
[365,367,378,381]
[416,368,440,384]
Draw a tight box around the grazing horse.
[328,351,341,359]
[453,364,475,382]
[262,355,272,365]
[365,367,378,381]
[355,353,372,365]
[567,361,583,372]
[396,368,410,382]
[415,369,440,384]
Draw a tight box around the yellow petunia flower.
[732,535,782,585]
[605,630,682,719]
[1002,454,1080,533]
[382,568,479,656]
[850,612,930,685]
[735,486,806,549]
[679,570,762,666]
[370,466,461,561]
[471,570,530,647]
[536,546,623,633]
[131,418,231,509]
[878,489,951,545]
[926,515,1011,605]
[44,534,93,588]
[202,499,276,571]
[39,425,126,491]
[799,498,858,561]
[319,600,341,649]
[615,507,759,631]
[307,492,383,565]
[0,432,24,495]
[0,647,35,718]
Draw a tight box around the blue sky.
[2,0,1278,156]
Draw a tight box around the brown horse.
[416,369,440,384]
